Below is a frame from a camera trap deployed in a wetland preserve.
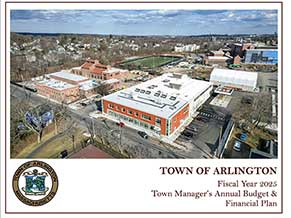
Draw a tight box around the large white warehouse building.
[210,68,258,92]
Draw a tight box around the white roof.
[102,73,212,119]
[79,80,99,91]
[103,78,120,84]
[211,50,224,55]
[50,71,88,82]
[208,56,230,60]
[210,68,258,88]
[38,79,77,91]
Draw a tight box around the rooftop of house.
[70,145,112,159]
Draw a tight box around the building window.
[116,106,120,111]
[142,114,151,121]
[156,117,161,126]
[183,107,189,113]
[122,108,126,112]
[173,117,177,123]
[128,110,133,115]
[109,104,114,109]
[135,112,139,117]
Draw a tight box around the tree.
[251,93,272,129]
[96,83,111,96]
[233,93,272,131]
[49,101,71,135]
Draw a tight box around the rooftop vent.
[169,82,182,90]
[154,92,160,97]
[172,73,182,79]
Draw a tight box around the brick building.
[72,59,129,81]
[36,79,80,104]
[205,56,231,67]
[102,73,212,137]
[36,71,101,103]
[230,43,255,58]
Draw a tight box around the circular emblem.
[12,160,58,206]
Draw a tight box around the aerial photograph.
[10,9,279,159]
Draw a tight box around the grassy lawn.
[30,128,85,158]
[15,130,56,158]
[121,56,180,68]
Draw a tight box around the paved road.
[11,84,186,158]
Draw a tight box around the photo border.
[4,1,284,214]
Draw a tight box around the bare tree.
[251,93,272,129]
[54,103,71,133]
[96,83,111,96]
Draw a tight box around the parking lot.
[174,102,231,158]
[223,135,251,158]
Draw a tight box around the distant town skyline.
[11,10,278,36]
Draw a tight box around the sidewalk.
[89,111,188,150]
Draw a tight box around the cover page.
[0,0,289,217]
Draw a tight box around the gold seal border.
[12,160,58,206]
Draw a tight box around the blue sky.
[10,10,278,35]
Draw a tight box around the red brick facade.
[103,99,190,136]
[36,83,80,104]
[170,104,189,133]
[103,99,167,135]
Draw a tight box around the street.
[10,84,187,158]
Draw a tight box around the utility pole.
[119,125,122,148]
[72,135,75,152]
[91,117,95,140]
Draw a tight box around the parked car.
[116,122,125,127]
[240,133,247,141]
[60,149,68,158]
[80,102,88,106]
[186,126,198,132]
[182,130,194,138]
[233,140,241,152]
[196,116,209,122]
[138,131,148,139]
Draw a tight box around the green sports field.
[121,56,181,68]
